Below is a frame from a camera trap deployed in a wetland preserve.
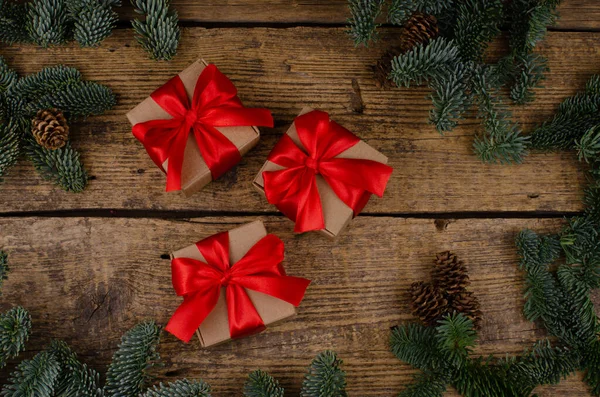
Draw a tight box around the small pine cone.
[32,108,69,150]
[432,251,470,295]
[399,12,439,53]
[373,13,439,89]
[450,290,483,328]
[410,281,449,326]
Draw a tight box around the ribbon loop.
[132,63,274,192]
[262,110,393,233]
[166,232,310,343]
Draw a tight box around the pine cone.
[373,12,439,89]
[32,108,69,150]
[451,290,483,328]
[432,251,471,295]
[410,281,449,326]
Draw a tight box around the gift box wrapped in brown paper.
[127,59,261,196]
[170,221,303,347]
[253,108,391,238]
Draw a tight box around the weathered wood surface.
[116,0,600,31]
[0,216,594,396]
[1,28,598,214]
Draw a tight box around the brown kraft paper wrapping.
[170,220,296,347]
[253,108,389,238]
[126,59,260,196]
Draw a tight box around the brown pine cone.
[450,290,483,328]
[373,12,439,89]
[32,108,69,150]
[409,281,449,326]
[432,251,471,295]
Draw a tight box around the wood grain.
[116,0,600,31]
[0,216,595,396]
[0,28,597,214]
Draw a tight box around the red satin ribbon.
[263,110,393,233]
[132,64,274,191]
[165,232,311,343]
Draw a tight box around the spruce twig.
[131,0,180,61]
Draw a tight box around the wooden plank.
[0,216,595,395]
[117,0,600,31]
[0,28,598,214]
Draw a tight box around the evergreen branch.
[46,340,102,397]
[398,373,447,397]
[1,350,60,397]
[300,351,347,397]
[0,307,31,368]
[390,323,446,373]
[141,379,212,397]
[244,370,284,397]
[387,0,416,26]
[0,57,18,92]
[453,356,514,397]
[104,321,162,397]
[509,54,548,105]
[24,136,88,193]
[71,2,119,47]
[435,313,476,368]
[0,1,29,44]
[516,229,561,272]
[26,0,69,47]
[390,37,460,87]
[131,0,180,60]
[429,62,470,133]
[8,65,82,102]
[26,80,116,118]
[347,0,384,46]
[507,0,560,56]
[582,340,600,395]
[453,0,502,62]
[0,120,21,181]
[577,125,600,164]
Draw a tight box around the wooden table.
[1,1,599,395]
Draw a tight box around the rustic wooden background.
[1,1,599,395]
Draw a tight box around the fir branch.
[0,57,18,92]
[582,340,600,395]
[577,125,600,164]
[24,136,88,193]
[390,323,447,373]
[347,0,384,46]
[300,351,347,397]
[429,62,470,133]
[8,65,82,102]
[131,0,180,61]
[0,120,21,181]
[104,321,162,397]
[387,0,416,26]
[0,307,31,369]
[435,313,476,368]
[398,373,447,397]
[25,0,69,47]
[453,0,502,62]
[1,350,60,397]
[26,80,116,118]
[390,37,460,87]
[507,0,560,56]
[70,1,119,47]
[509,54,549,105]
[244,370,284,397]
[141,379,212,397]
[0,1,29,44]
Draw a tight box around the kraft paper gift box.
[253,108,392,238]
[169,220,308,347]
[127,59,263,196]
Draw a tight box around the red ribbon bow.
[165,232,311,343]
[132,64,274,191]
[262,110,393,232]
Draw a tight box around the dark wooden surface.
[1,1,599,395]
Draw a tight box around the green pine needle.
[347,0,384,46]
[1,350,60,397]
[0,251,8,293]
[8,65,82,102]
[390,323,445,372]
[244,370,284,397]
[71,3,119,47]
[0,307,31,369]
[0,120,21,181]
[300,351,347,397]
[398,373,447,397]
[429,62,470,133]
[26,0,69,47]
[576,125,600,163]
[435,313,476,368]
[0,1,29,44]
[131,0,180,61]
[141,379,212,397]
[104,321,162,397]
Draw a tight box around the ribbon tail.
[226,284,265,339]
[236,275,311,306]
[165,287,221,343]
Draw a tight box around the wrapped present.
[127,59,274,196]
[254,109,393,238]
[166,220,311,347]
